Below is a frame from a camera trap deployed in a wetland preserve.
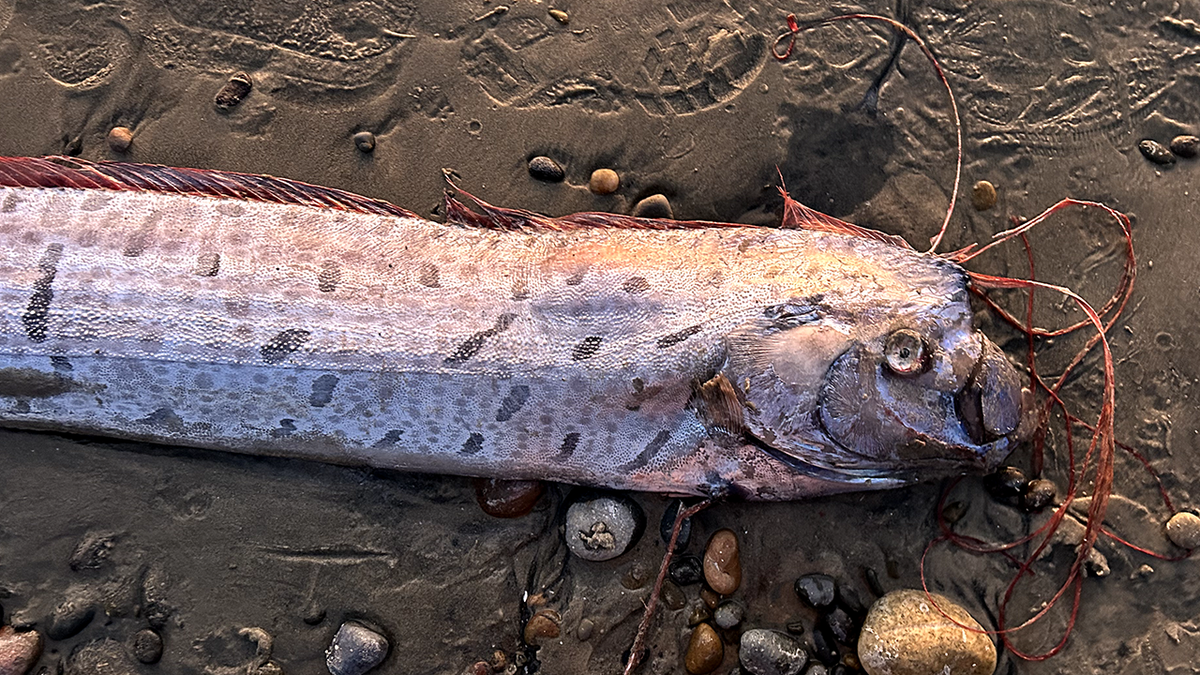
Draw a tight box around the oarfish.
[0,156,1028,500]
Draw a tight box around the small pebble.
[564,494,643,561]
[806,666,828,675]
[822,606,858,645]
[1170,134,1199,158]
[857,590,996,675]
[327,622,389,675]
[700,587,720,609]
[577,618,594,641]
[864,568,885,597]
[589,168,620,195]
[548,8,569,24]
[528,156,565,182]
[970,180,997,211]
[65,638,136,675]
[702,529,741,595]
[106,127,133,154]
[522,610,560,645]
[632,194,673,219]
[684,624,723,674]
[811,623,840,665]
[1165,511,1200,549]
[353,131,376,154]
[303,605,326,626]
[983,465,1027,502]
[941,500,968,524]
[1139,139,1176,165]
[669,555,704,586]
[1023,478,1056,511]
[785,620,805,635]
[660,499,693,551]
[687,603,712,627]
[739,629,808,675]
[621,562,652,590]
[713,600,744,629]
[794,574,836,609]
[836,584,867,616]
[474,478,543,518]
[69,532,115,571]
[469,661,490,675]
[129,628,162,664]
[662,581,687,611]
[214,72,253,111]
[47,598,95,640]
[0,625,41,675]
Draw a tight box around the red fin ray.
[778,184,913,249]
[0,156,420,219]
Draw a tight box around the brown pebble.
[548,8,569,24]
[469,661,491,675]
[621,562,652,590]
[528,156,565,182]
[576,618,594,641]
[0,625,42,675]
[473,478,544,518]
[703,529,741,595]
[1165,511,1200,549]
[215,72,253,111]
[589,168,620,195]
[107,127,133,153]
[687,602,712,627]
[700,586,720,609]
[523,610,561,645]
[971,180,997,211]
[1023,478,1056,511]
[1139,139,1176,165]
[633,194,673,219]
[858,590,995,675]
[1170,134,1199,158]
[684,623,723,674]
[353,131,376,153]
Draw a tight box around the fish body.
[0,157,1027,499]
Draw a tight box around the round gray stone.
[564,496,642,561]
[739,629,808,675]
[326,622,389,675]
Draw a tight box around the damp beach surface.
[0,0,1198,672]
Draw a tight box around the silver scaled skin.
[0,162,1028,500]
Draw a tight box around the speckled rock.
[327,622,389,675]
[0,625,42,675]
[702,529,741,595]
[106,127,133,153]
[47,598,94,640]
[564,495,643,561]
[794,574,836,609]
[739,629,808,675]
[214,72,253,111]
[1139,139,1176,165]
[858,590,996,675]
[1170,134,1199,158]
[713,600,743,629]
[528,156,564,182]
[684,623,723,674]
[65,639,137,675]
[1165,511,1200,549]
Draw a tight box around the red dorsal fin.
[778,185,913,250]
[443,181,756,232]
[0,156,420,219]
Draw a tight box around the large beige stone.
[858,589,996,675]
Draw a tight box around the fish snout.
[956,339,1027,448]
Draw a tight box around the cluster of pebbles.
[1138,134,1199,165]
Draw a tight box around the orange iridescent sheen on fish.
[0,156,1030,499]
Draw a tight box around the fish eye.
[883,328,927,376]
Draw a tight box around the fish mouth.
[955,339,1031,449]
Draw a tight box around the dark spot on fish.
[556,432,581,461]
[13,400,30,413]
[195,252,221,277]
[572,336,603,361]
[372,429,406,448]
[138,407,184,430]
[123,233,149,257]
[0,367,88,398]
[260,328,311,364]
[445,313,516,364]
[22,243,63,343]
[318,260,341,292]
[50,356,72,372]
[80,194,111,211]
[632,377,645,393]
[620,430,672,470]
[461,432,485,455]
[309,373,339,407]
[763,300,822,329]
[566,268,587,285]
[495,384,531,422]
[2,193,21,212]
[622,276,650,294]
[419,263,441,288]
[271,418,297,438]
[216,203,245,217]
[512,278,530,300]
[656,324,703,348]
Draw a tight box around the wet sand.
[1,0,1199,672]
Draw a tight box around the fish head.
[718,265,1032,489]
